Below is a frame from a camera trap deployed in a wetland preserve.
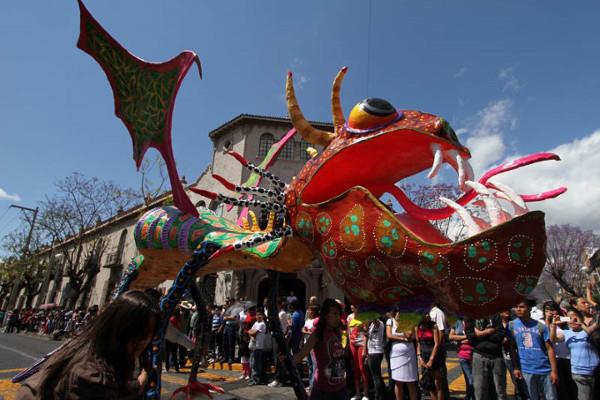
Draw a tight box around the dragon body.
[67,1,568,398]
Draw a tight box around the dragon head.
[285,68,566,317]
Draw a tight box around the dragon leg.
[212,174,285,203]
[189,189,286,213]
[112,255,145,300]
[225,150,287,192]
[145,241,224,400]
[232,226,292,250]
[188,281,207,381]
[266,270,307,400]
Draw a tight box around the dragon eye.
[361,98,395,116]
[347,97,403,134]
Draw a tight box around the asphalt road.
[0,332,493,400]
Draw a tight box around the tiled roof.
[208,114,333,139]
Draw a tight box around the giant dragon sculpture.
[15,2,566,399]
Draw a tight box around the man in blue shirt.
[550,309,599,400]
[508,300,558,400]
[289,300,305,354]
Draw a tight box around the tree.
[37,173,138,308]
[0,257,18,307]
[1,214,47,308]
[397,183,475,241]
[544,224,600,299]
[139,153,168,206]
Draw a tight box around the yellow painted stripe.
[0,368,24,374]
[448,371,515,395]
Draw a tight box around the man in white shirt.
[429,304,448,332]
[249,309,268,385]
[269,298,291,387]
[430,303,450,398]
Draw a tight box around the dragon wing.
[77,0,201,217]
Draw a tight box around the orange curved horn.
[332,66,348,133]
[286,72,335,147]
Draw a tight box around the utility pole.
[2,205,38,325]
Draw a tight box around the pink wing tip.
[341,66,348,72]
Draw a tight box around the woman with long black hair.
[293,298,348,400]
[16,290,159,400]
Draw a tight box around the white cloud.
[498,66,520,92]
[290,58,309,89]
[0,188,21,202]
[462,99,515,175]
[454,67,467,79]
[493,130,600,231]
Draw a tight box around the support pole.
[266,270,306,400]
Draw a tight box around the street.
[0,332,513,400]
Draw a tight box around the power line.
[0,207,13,224]
[0,212,20,238]
[366,0,372,97]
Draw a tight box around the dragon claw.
[170,381,225,400]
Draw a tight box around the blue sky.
[1,0,600,242]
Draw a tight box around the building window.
[258,133,274,158]
[281,140,294,160]
[297,140,311,161]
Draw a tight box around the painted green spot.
[511,252,521,261]
[423,252,435,262]
[479,296,489,302]
[513,241,522,248]
[391,228,399,240]
[524,247,532,257]
[481,241,491,251]
[345,227,351,234]
[436,263,444,272]
[383,219,392,227]
[478,257,488,264]
[351,224,360,236]
[299,220,305,228]
[381,236,392,248]
[464,295,474,302]
[475,282,487,295]
[422,267,434,276]
[468,246,477,258]
[350,215,358,223]
[329,249,335,256]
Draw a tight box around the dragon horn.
[286,72,336,147]
[332,67,348,133]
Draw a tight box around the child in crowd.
[293,299,347,400]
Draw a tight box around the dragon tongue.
[443,149,474,192]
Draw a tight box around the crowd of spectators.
[1,305,99,339]
[3,285,600,400]
[179,290,600,400]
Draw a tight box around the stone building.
[6,115,342,311]
[189,114,344,307]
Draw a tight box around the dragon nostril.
[360,97,396,116]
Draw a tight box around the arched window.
[258,133,274,157]
[280,140,294,160]
[116,229,128,262]
[297,140,311,161]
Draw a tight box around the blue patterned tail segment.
[144,241,221,400]
[112,255,144,300]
